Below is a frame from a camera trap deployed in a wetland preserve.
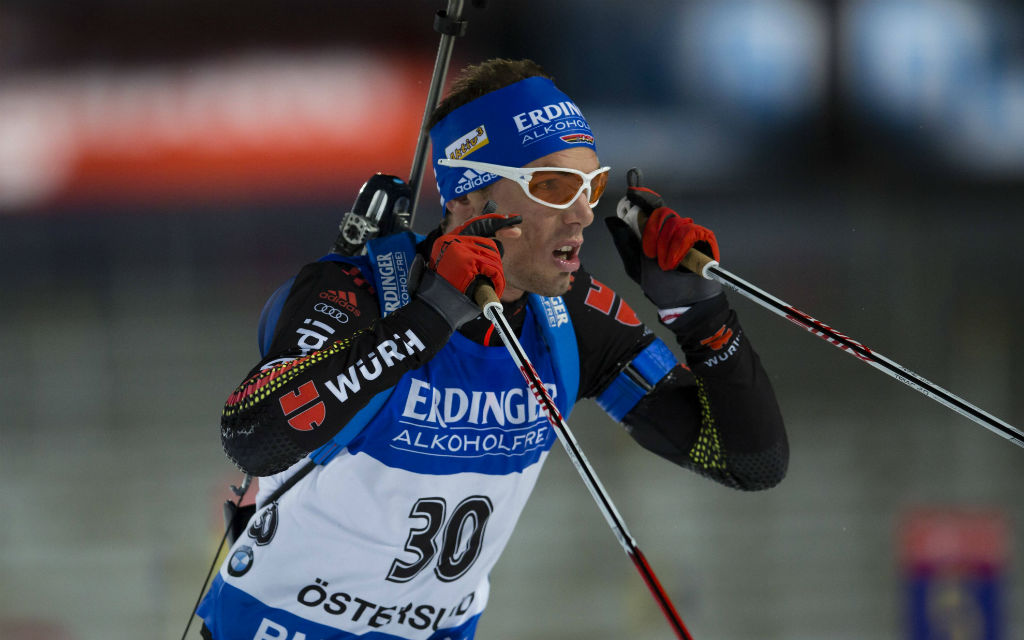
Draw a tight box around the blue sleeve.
[257,276,296,357]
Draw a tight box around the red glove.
[429,213,518,299]
[641,206,720,272]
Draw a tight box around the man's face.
[462,147,600,300]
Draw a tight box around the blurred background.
[1,0,1022,638]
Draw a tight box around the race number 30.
[387,496,493,583]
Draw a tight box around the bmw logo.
[227,545,254,577]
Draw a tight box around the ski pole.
[180,474,252,640]
[679,249,1024,450]
[473,284,696,640]
[408,0,481,223]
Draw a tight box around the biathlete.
[197,58,788,640]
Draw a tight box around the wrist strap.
[415,269,482,329]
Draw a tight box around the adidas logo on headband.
[454,169,495,195]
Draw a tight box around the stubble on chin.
[503,247,574,298]
[520,272,572,298]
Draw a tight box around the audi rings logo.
[314,302,349,324]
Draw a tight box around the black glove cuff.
[413,269,482,330]
[640,258,723,308]
[604,216,643,283]
[664,292,729,343]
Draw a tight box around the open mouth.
[553,245,578,261]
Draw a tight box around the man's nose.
[564,193,595,228]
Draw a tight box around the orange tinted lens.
[527,171,584,205]
[588,171,608,204]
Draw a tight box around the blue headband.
[430,76,597,210]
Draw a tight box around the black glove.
[605,168,724,333]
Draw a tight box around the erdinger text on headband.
[437,158,610,210]
[430,76,600,210]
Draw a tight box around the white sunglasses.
[438,158,611,210]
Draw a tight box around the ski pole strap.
[596,337,677,422]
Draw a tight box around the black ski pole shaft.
[473,285,697,640]
[679,249,1024,449]
[408,0,469,223]
[181,474,252,639]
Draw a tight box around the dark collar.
[459,294,528,346]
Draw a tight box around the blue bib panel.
[201,306,576,640]
[345,304,572,476]
[257,231,582,466]
[209,234,587,639]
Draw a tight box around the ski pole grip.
[681,248,718,279]
[474,282,500,308]
[628,208,718,279]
